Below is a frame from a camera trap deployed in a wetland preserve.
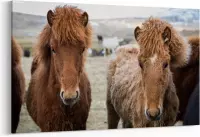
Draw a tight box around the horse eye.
[163,62,168,69]
[81,48,85,54]
[52,49,56,54]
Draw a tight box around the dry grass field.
[17,56,122,133]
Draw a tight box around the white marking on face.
[150,54,157,64]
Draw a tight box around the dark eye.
[81,47,85,54]
[163,62,168,69]
[139,61,143,69]
[52,48,56,54]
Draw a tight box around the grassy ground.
[16,56,122,133]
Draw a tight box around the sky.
[12,1,168,19]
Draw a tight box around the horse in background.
[171,36,199,123]
[183,83,199,125]
[11,37,25,133]
[26,6,92,131]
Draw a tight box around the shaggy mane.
[51,5,92,45]
[137,17,190,67]
[188,36,199,46]
[186,36,199,66]
[138,17,173,56]
[33,5,92,63]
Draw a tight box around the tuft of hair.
[137,17,173,56]
[12,37,22,66]
[188,36,199,47]
[33,5,92,63]
[137,17,192,68]
[50,5,92,47]
[186,36,199,66]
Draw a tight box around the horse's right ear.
[47,10,54,27]
[162,27,171,44]
[81,12,89,27]
[134,26,141,41]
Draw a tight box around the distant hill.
[12,8,199,40]
[161,8,199,23]
[12,12,46,37]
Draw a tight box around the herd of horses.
[11,5,199,133]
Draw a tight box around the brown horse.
[26,6,92,131]
[171,36,199,123]
[11,37,25,133]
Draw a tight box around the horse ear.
[134,26,141,41]
[47,10,54,27]
[162,27,171,43]
[81,12,88,27]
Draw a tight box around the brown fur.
[26,6,92,131]
[30,55,38,75]
[106,17,188,128]
[134,18,199,123]
[107,18,199,128]
[11,37,25,133]
[171,36,199,121]
[107,45,179,128]
[135,17,191,68]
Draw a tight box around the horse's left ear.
[47,10,54,27]
[134,26,141,41]
[82,12,88,27]
[162,27,171,43]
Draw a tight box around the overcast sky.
[12,1,168,19]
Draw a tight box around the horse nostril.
[75,90,79,97]
[146,109,151,117]
[61,91,64,99]
[157,109,160,116]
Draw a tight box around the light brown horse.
[11,37,25,133]
[107,17,193,128]
[26,6,92,131]
[134,18,199,125]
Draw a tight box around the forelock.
[51,5,87,45]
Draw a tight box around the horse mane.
[51,5,92,45]
[12,37,22,66]
[138,17,190,67]
[186,36,199,66]
[188,36,199,46]
[138,17,172,55]
[33,24,51,63]
[33,5,92,64]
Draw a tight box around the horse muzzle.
[60,89,80,106]
[145,108,162,121]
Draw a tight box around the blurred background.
[12,0,199,133]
